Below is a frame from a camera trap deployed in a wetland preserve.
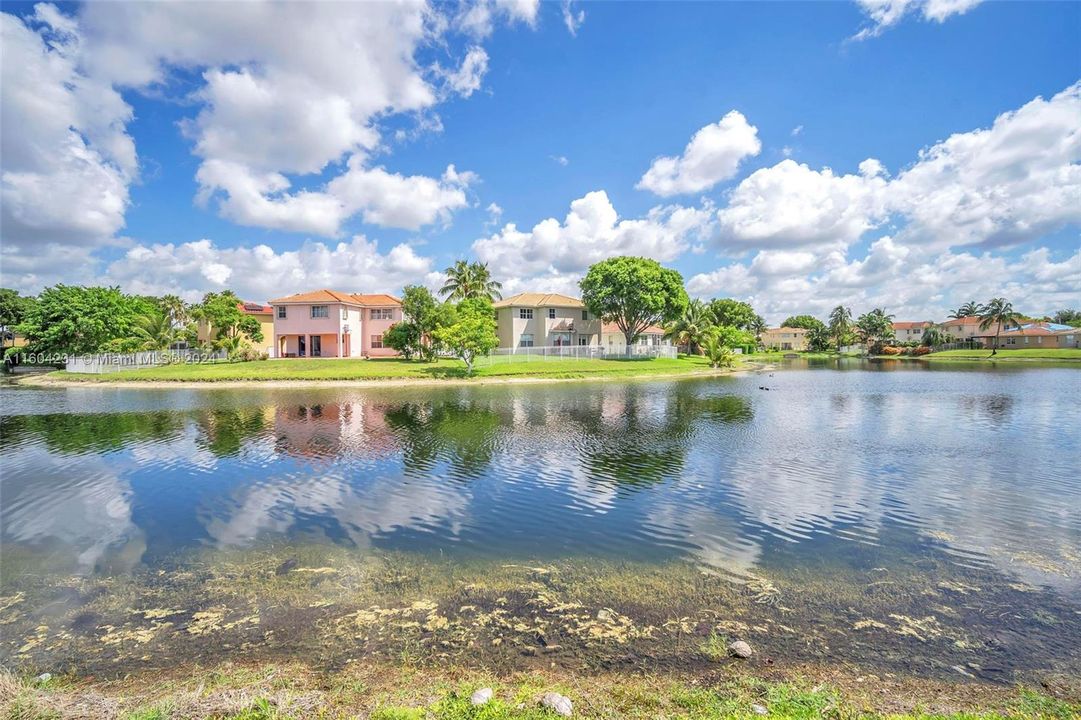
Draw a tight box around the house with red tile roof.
[891,321,934,343]
[600,322,671,350]
[974,322,1080,349]
[269,289,402,358]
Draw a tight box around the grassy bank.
[40,355,728,384]
[3,661,1077,720]
[920,348,1081,362]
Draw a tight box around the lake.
[2,360,1079,684]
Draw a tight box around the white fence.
[477,344,677,366]
[65,349,226,374]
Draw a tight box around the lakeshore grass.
[919,348,1081,362]
[45,355,724,384]
[2,661,1077,720]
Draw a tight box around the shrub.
[880,346,903,355]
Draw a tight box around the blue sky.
[1,0,1078,323]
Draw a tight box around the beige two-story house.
[493,293,602,348]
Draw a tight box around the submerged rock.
[541,691,573,717]
[728,640,753,658]
[471,687,493,706]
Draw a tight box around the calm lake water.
[2,360,1080,680]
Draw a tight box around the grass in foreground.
[919,348,1081,362]
[2,662,1077,720]
[50,355,722,383]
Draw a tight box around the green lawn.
[921,348,1081,362]
[52,354,720,383]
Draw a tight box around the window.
[311,305,329,318]
[519,333,534,347]
[277,306,287,319]
[342,308,348,320]
[519,308,533,320]
[548,308,556,319]
[371,334,384,349]
[578,337,588,346]
[371,308,393,320]
[582,310,588,320]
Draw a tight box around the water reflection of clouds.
[1,446,146,573]
[3,368,1078,593]
[198,400,471,548]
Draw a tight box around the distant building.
[493,293,601,348]
[975,322,1079,349]
[241,302,274,355]
[198,301,275,355]
[936,316,1003,342]
[761,327,809,351]
[269,289,402,358]
[891,321,934,343]
[600,322,671,350]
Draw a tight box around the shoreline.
[4,657,1075,719]
[8,364,761,390]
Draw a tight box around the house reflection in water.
[271,399,399,461]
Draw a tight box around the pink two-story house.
[268,289,402,358]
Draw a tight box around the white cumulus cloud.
[637,111,762,197]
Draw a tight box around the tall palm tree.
[828,305,852,352]
[133,310,177,351]
[949,301,983,319]
[469,261,503,301]
[978,297,1022,356]
[664,299,713,355]
[749,314,766,343]
[439,261,503,301]
[159,294,190,328]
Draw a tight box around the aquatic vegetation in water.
[2,544,1079,691]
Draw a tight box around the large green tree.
[580,256,688,350]
[385,285,455,361]
[17,285,153,355]
[855,308,896,354]
[439,260,503,302]
[1052,309,1081,327]
[193,291,263,349]
[0,288,33,349]
[780,314,825,331]
[979,297,1022,356]
[431,297,499,375]
[707,298,760,331]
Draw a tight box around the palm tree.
[159,294,190,328]
[855,307,895,354]
[664,299,713,355]
[949,301,983,319]
[701,332,736,368]
[439,261,503,301]
[749,314,767,344]
[978,297,1022,356]
[133,310,177,351]
[469,261,503,301]
[828,305,852,351]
